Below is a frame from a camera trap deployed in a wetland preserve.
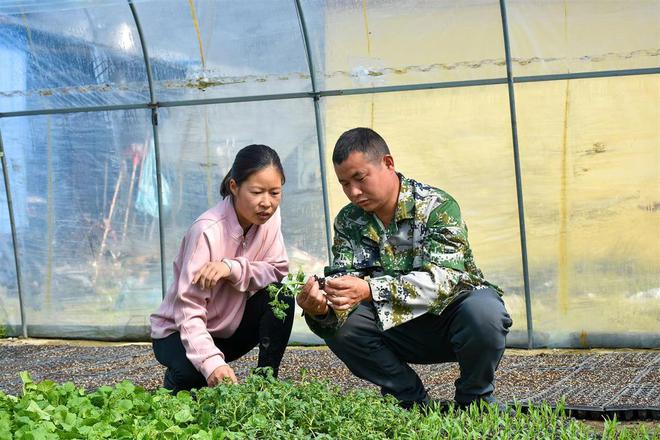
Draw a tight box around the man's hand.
[324,276,372,310]
[296,276,329,316]
[207,365,238,386]
[192,261,231,289]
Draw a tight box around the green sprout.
[266,268,308,320]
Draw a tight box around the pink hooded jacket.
[150,196,288,379]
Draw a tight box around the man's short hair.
[332,127,390,165]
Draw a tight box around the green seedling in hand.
[266,268,309,320]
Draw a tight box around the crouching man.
[297,127,512,410]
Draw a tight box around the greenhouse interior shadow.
[0,0,658,355]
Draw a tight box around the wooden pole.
[94,161,125,283]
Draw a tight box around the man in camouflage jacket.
[296,127,513,409]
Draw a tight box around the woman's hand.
[207,365,238,386]
[192,260,231,289]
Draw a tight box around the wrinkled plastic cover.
[0,0,657,345]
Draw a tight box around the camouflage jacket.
[306,173,499,337]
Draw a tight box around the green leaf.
[174,407,193,423]
[26,400,51,422]
[115,381,136,395]
[116,399,133,411]
[164,425,183,434]
[19,371,33,386]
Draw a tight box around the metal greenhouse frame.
[1,0,658,348]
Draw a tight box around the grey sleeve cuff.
[304,310,339,339]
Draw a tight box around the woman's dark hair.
[220,144,285,198]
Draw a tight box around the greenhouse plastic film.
[0,110,163,338]
[0,0,657,347]
[516,75,660,339]
[0,2,149,112]
[0,158,21,334]
[507,0,660,77]
[300,0,506,91]
[132,0,311,103]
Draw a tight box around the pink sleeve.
[173,225,227,379]
[226,211,289,292]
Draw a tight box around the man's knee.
[325,313,361,348]
[325,305,381,352]
[453,289,512,346]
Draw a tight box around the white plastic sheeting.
[0,0,658,346]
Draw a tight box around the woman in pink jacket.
[150,144,292,393]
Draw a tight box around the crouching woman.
[150,144,293,393]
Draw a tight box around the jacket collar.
[359,173,415,243]
[218,196,250,241]
[394,173,415,223]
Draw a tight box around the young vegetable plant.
[266,268,324,320]
[5,372,653,439]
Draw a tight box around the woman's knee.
[167,362,207,391]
